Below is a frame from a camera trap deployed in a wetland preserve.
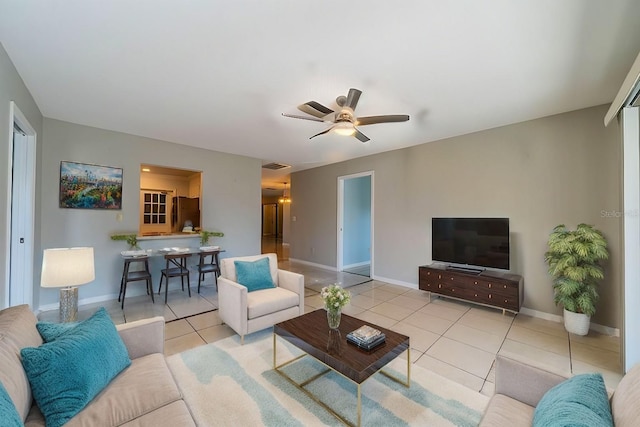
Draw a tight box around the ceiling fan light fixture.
[334,122,355,136]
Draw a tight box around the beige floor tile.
[375,284,411,295]
[198,324,237,344]
[499,339,571,376]
[403,311,454,335]
[569,331,620,353]
[457,311,512,337]
[444,323,505,354]
[187,311,221,330]
[350,294,382,310]
[390,322,440,353]
[304,294,325,309]
[304,305,318,314]
[414,354,485,392]
[344,282,377,296]
[165,319,195,339]
[353,310,397,329]
[426,337,495,379]
[486,361,496,383]
[570,341,621,373]
[166,292,217,319]
[164,332,206,356]
[571,360,624,391]
[507,325,569,356]
[480,380,495,397]
[123,300,176,322]
[359,288,398,303]
[419,302,467,322]
[429,297,472,312]
[369,302,414,321]
[342,304,365,317]
[513,314,567,339]
[466,306,516,324]
[387,294,430,311]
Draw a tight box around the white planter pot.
[563,308,590,336]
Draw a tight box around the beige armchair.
[218,253,304,343]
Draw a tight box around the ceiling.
[1,1,640,196]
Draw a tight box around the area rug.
[167,329,489,426]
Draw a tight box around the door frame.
[337,171,374,274]
[5,101,37,307]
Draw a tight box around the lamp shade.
[41,247,95,288]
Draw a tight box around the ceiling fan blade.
[282,113,324,122]
[309,126,334,140]
[353,128,370,143]
[355,115,410,126]
[298,101,334,118]
[345,88,362,110]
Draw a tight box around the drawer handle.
[488,284,492,288]
[504,299,508,303]
[451,277,454,281]
[438,274,442,279]
[474,293,478,297]
[451,288,455,292]
[427,272,430,276]
[438,284,442,289]
[474,281,478,285]
[488,294,492,299]
[503,285,507,288]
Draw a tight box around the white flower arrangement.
[320,284,351,312]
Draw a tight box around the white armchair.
[218,253,304,343]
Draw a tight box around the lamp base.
[59,287,78,323]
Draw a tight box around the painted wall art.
[59,161,123,209]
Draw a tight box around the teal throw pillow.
[36,320,78,342]
[0,381,22,427]
[533,373,612,427]
[234,257,275,292]
[20,307,131,427]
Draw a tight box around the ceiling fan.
[282,88,410,142]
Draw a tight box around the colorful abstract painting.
[59,161,123,209]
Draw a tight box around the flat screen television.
[431,218,510,271]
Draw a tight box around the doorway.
[6,102,37,308]
[262,203,283,257]
[337,172,373,278]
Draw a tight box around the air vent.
[262,162,291,170]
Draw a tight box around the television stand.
[446,266,483,275]
[419,263,523,313]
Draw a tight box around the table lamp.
[41,247,95,322]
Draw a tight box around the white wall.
[38,118,262,309]
[290,105,622,328]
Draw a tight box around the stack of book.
[346,325,386,350]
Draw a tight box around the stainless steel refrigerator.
[171,197,200,232]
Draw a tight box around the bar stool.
[118,256,154,309]
[197,250,220,293]
[158,253,192,304]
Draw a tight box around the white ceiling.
[1,1,640,194]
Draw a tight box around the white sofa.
[218,253,304,343]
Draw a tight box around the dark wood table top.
[274,309,410,383]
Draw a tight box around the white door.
[7,102,36,307]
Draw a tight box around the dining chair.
[118,256,154,309]
[197,250,220,293]
[157,253,192,303]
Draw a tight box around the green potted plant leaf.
[200,230,224,246]
[544,223,609,335]
[110,233,140,250]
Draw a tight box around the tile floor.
[40,259,623,396]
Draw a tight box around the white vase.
[563,308,590,336]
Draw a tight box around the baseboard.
[370,275,417,290]
[343,261,371,270]
[288,258,337,271]
[37,292,121,314]
[519,307,620,337]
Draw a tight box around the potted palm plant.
[544,223,609,335]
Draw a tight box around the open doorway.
[337,172,373,278]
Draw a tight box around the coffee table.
[273,309,410,426]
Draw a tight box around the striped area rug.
[167,328,489,426]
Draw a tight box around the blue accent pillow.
[0,381,22,427]
[36,320,78,342]
[533,373,613,427]
[20,307,131,427]
[234,257,275,292]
